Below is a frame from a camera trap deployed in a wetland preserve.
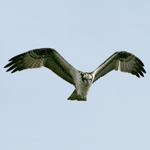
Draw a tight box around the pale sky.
[1,1,150,150]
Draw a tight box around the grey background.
[1,1,149,150]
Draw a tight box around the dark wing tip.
[136,73,140,78]
[141,67,146,74]
[5,63,21,73]
[4,64,10,68]
[135,65,146,78]
[11,68,19,73]
[143,68,146,74]
[117,51,146,78]
[136,57,144,66]
[4,48,55,74]
[135,57,146,77]
[4,53,25,73]
[134,63,146,78]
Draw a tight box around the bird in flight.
[4,48,146,101]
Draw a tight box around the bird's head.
[80,72,93,85]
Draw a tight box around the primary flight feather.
[4,48,146,101]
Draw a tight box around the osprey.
[4,48,146,101]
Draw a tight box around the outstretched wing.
[91,51,146,83]
[4,48,78,85]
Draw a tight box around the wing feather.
[92,51,146,83]
[4,48,77,85]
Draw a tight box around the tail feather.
[67,89,87,101]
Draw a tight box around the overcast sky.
[1,1,150,150]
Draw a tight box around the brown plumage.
[4,49,146,101]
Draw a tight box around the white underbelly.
[77,83,92,97]
[73,71,93,98]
